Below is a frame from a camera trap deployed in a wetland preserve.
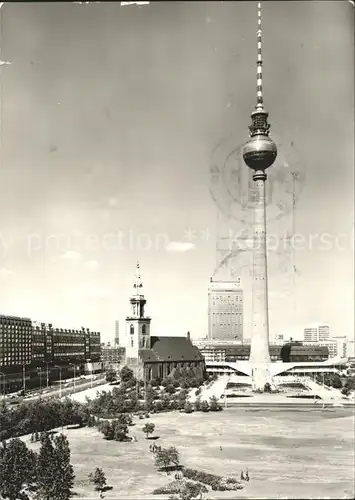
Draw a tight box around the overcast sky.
[0,1,353,342]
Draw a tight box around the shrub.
[153,480,207,496]
[154,401,164,412]
[209,396,222,412]
[150,379,159,387]
[342,387,351,396]
[99,419,130,442]
[200,401,210,412]
[165,384,176,395]
[182,468,243,491]
[184,402,193,414]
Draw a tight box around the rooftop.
[139,336,204,363]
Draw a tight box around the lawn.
[24,407,355,499]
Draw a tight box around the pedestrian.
[245,469,250,482]
[220,446,223,451]
[240,470,244,480]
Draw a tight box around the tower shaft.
[249,172,271,382]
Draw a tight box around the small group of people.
[240,469,250,481]
[149,443,161,453]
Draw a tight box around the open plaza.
[20,404,354,499]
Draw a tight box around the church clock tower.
[125,262,151,365]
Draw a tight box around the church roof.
[139,336,203,363]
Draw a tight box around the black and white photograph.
[0,0,353,499]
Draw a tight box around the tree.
[142,422,155,439]
[154,446,180,472]
[37,432,75,500]
[53,434,75,500]
[0,438,37,500]
[36,432,57,500]
[99,420,130,442]
[89,467,108,499]
[105,370,117,383]
[345,376,355,391]
[331,374,342,389]
[113,423,129,442]
[60,398,75,428]
[120,366,134,383]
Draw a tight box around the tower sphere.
[242,134,277,171]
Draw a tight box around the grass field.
[24,407,355,499]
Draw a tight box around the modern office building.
[0,315,32,368]
[304,324,331,342]
[194,339,329,364]
[102,342,123,370]
[332,336,348,358]
[303,340,338,359]
[208,278,244,341]
[0,314,101,391]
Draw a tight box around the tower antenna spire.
[133,261,143,294]
[256,2,264,111]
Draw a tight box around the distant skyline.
[0,1,353,342]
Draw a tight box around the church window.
[142,324,146,335]
[130,325,134,335]
[131,338,134,347]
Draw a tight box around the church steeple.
[133,261,143,296]
[125,261,151,358]
[129,262,146,318]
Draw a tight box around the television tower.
[242,2,277,391]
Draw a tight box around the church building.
[122,263,205,381]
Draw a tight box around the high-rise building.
[241,2,277,390]
[332,335,348,358]
[208,279,243,341]
[0,315,32,368]
[303,327,318,342]
[101,342,123,370]
[347,340,355,359]
[0,316,101,370]
[114,320,120,346]
[304,340,337,359]
[304,324,331,342]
